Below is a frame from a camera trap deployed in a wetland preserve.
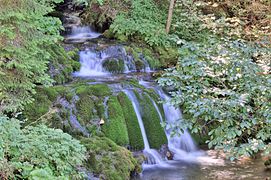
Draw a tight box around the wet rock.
[102,58,125,73]
[159,144,173,160]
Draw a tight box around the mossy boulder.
[81,136,140,180]
[102,58,125,73]
[102,96,129,146]
[135,91,167,149]
[117,92,144,150]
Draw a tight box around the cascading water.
[156,89,204,161]
[73,50,109,76]
[73,45,153,76]
[65,19,202,168]
[124,90,164,165]
[103,96,109,119]
[139,80,202,160]
[65,26,101,43]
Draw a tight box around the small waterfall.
[157,89,199,160]
[65,26,101,43]
[124,90,164,165]
[73,50,109,77]
[73,45,153,77]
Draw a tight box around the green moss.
[125,44,164,70]
[76,84,111,97]
[117,92,144,150]
[102,96,129,146]
[102,58,125,73]
[81,136,140,180]
[103,29,115,39]
[24,88,53,121]
[135,91,167,149]
[115,33,129,42]
[76,96,97,127]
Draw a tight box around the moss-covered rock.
[117,92,144,150]
[81,136,140,180]
[76,84,111,97]
[102,58,125,73]
[102,96,129,146]
[134,91,167,149]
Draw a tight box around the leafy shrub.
[158,37,271,159]
[0,116,86,179]
[0,0,69,113]
[110,0,172,47]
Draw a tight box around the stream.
[60,7,271,180]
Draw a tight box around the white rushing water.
[73,50,109,77]
[139,80,203,161]
[73,46,153,77]
[156,89,205,161]
[66,26,101,43]
[124,90,164,165]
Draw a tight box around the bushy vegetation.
[0,116,86,179]
[158,0,271,160]
[0,0,70,113]
[1,0,270,179]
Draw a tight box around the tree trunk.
[166,0,175,34]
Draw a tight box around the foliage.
[171,0,210,41]
[81,136,140,180]
[0,0,68,113]
[110,0,172,47]
[158,36,271,159]
[197,0,271,41]
[0,116,86,179]
[81,0,131,32]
